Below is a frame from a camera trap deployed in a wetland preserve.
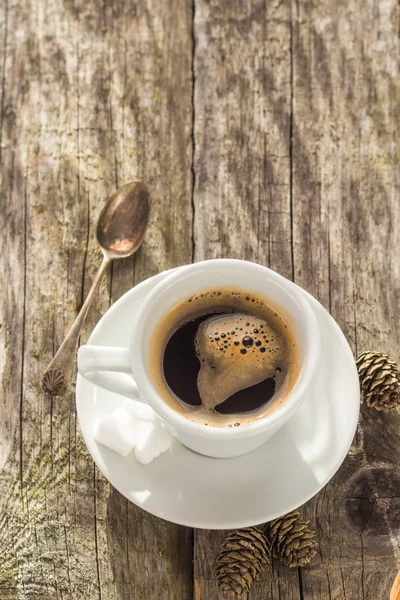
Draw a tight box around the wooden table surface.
[1,0,399,598]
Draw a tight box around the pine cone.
[215,527,271,598]
[264,511,317,568]
[356,351,400,411]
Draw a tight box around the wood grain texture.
[192,0,400,599]
[0,0,399,598]
[0,0,193,598]
[291,0,400,598]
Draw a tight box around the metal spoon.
[41,180,150,396]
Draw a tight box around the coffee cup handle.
[78,345,144,401]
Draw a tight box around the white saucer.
[76,267,360,529]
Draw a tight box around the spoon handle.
[42,254,112,396]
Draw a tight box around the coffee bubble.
[242,336,254,347]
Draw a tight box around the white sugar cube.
[93,400,171,463]
[122,399,156,422]
[94,408,137,457]
[134,419,171,464]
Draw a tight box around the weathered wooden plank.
[0,0,26,477]
[291,0,400,598]
[191,0,303,598]
[102,0,194,598]
[0,0,193,599]
[192,0,400,600]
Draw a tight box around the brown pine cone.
[356,351,400,411]
[215,527,271,598]
[264,511,317,568]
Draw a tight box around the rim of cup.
[129,259,321,440]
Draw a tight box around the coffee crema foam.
[149,288,300,427]
[195,312,287,410]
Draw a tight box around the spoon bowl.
[97,180,150,258]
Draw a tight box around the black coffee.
[150,288,298,427]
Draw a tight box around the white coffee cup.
[78,259,321,458]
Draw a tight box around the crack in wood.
[289,0,295,283]
[298,566,304,600]
[19,158,27,494]
[190,0,197,264]
[340,568,347,599]
[326,573,332,600]
[0,0,8,163]
[361,535,365,599]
